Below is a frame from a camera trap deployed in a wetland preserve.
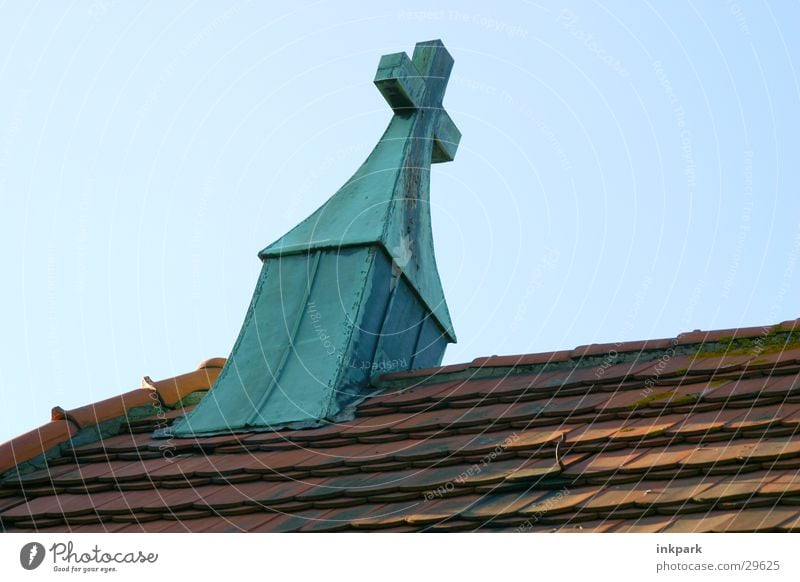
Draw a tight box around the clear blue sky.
[1,1,799,443]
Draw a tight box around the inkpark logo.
[18,541,158,574]
[20,542,46,570]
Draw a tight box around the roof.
[2,320,800,533]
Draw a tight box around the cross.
[374,39,461,163]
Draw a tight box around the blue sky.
[1,1,799,443]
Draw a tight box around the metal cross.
[374,39,461,163]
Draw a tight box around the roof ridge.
[376,318,800,388]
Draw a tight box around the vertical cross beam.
[411,39,454,107]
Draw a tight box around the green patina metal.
[170,40,460,436]
[260,40,459,339]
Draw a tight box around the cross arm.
[432,109,461,163]
[374,52,426,112]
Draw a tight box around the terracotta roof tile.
[661,511,738,533]
[519,486,599,516]
[609,415,682,441]
[777,511,800,532]
[4,324,800,532]
[611,515,675,532]
[0,421,77,474]
[716,507,799,532]
[563,448,646,478]
[471,351,573,368]
[144,367,222,408]
[619,445,697,474]
[693,471,776,504]
[56,389,158,430]
[402,494,479,525]
[726,404,800,432]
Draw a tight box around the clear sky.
[1,1,799,443]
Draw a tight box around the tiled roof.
[2,321,800,533]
